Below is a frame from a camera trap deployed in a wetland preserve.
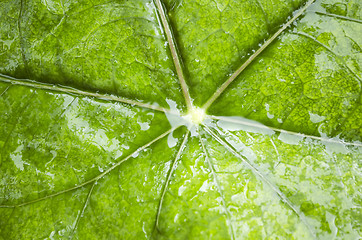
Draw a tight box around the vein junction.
[185,106,206,125]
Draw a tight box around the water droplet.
[137,120,150,131]
[215,116,275,135]
[167,131,178,148]
[309,112,326,123]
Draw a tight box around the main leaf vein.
[154,0,192,110]
[0,74,176,114]
[202,0,316,110]
[208,115,362,147]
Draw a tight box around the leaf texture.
[0,0,361,239]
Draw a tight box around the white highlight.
[185,107,206,125]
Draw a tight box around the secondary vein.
[0,127,176,208]
[202,124,317,239]
[313,11,362,24]
[153,129,189,235]
[154,0,192,110]
[198,129,235,240]
[293,31,362,86]
[202,0,316,110]
[71,182,96,236]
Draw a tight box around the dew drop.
[167,131,178,148]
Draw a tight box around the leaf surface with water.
[0,0,361,239]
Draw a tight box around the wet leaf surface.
[0,0,361,239]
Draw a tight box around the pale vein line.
[208,115,362,147]
[153,129,189,232]
[202,124,317,239]
[0,127,175,208]
[202,0,316,110]
[0,86,10,97]
[198,129,235,240]
[71,182,96,235]
[154,0,192,110]
[293,31,362,86]
[18,0,28,71]
[255,0,269,27]
[0,74,175,114]
[269,138,281,169]
[313,11,362,24]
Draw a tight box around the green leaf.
[0,0,361,239]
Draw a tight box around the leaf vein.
[154,0,192,110]
[152,129,189,236]
[202,0,316,110]
[0,74,175,114]
[203,124,317,239]
[208,115,362,147]
[71,182,96,236]
[313,11,362,24]
[0,127,175,208]
[198,129,235,240]
[293,31,362,87]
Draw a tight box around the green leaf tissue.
[0,0,361,239]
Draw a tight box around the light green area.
[205,119,362,238]
[210,0,362,141]
[0,0,361,239]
